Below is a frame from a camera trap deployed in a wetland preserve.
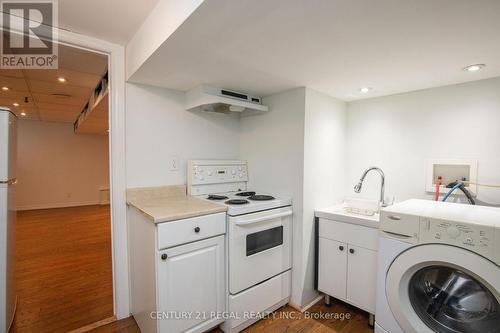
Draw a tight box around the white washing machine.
[375,199,500,333]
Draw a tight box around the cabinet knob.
[338,245,344,251]
[349,248,355,254]
[194,227,200,233]
[161,253,168,260]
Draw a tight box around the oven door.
[228,206,292,294]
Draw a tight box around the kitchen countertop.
[315,203,380,229]
[126,185,227,223]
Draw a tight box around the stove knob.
[232,170,236,175]
[239,173,243,178]
[207,171,213,176]
[238,166,242,171]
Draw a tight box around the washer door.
[386,244,500,333]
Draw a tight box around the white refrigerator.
[0,108,16,332]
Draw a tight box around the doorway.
[0,44,114,332]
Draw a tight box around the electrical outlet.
[170,156,180,171]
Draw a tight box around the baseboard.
[66,316,116,333]
[288,294,324,313]
[7,296,17,333]
[17,200,102,211]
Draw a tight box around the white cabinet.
[157,235,225,333]
[346,244,377,312]
[318,238,347,299]
[128,207,226,333]
[317,218,378,314]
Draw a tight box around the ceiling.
[128,0,500,101]
[58,0,159,44]
[0,45,108,123]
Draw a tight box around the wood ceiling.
[0,45,108,124]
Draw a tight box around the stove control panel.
[420,217,495,259]
[187,160,248,195]
[191,164,247,183]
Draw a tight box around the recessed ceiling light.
[20,112,26,116]
[463,64,485,72]
[13,102,19,106]
[2,86,9,91]
[359,87,372,93]
[57,77,67,82]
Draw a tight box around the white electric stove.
[202,191,291,216]
[188,160,292,333]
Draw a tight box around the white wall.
[126,0,204,79]
[240,87,347,307]
[126,83,241,187]
[16,120,109,210]
[301,88,347,304]
[346,77,500,204]
[240,88,306,307]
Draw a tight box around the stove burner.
[249,195,275,201]
[235,191,256,197]
[207,194,229,200]
[225,199,249,205]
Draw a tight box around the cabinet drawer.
[379,211,419,237]
[157,213,226,249]
[319,219,378,251]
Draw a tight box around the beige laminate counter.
[126,185,227,223]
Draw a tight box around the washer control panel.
[420,217,495,259]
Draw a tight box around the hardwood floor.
[90,299,374,333]
[12,205,114,333]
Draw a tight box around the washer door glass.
[409,265,500,333]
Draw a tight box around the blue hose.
[442,182,463,202]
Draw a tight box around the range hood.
[186,85,268,114]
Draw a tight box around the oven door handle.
[235,210,293,226]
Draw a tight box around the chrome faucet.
[354,167,387,207]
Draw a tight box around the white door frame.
[55,30,130,319]
[1,24,130,318]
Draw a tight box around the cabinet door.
[346,245,377,313]
[157,235,225,333]
[318,237,347,300]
